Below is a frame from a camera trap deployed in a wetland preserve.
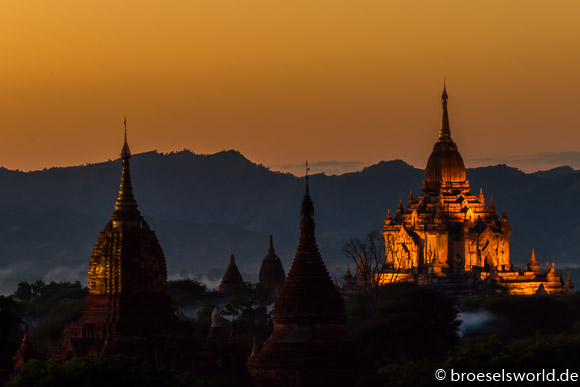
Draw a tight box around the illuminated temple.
[379,86,572,296]
[57,121,197,369]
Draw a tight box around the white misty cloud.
[44,266,87,285]
[0,263,88,295]
[458,311,495,337]
[0,262,35,295]
[167,271,222,291]
[198,275,221,291]
[0,267,18,295]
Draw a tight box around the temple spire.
[275,175,344,324]
[528,248,541,273]
[305,160,310,194]
[112,118,140,219]
[218,254,244,293]
[248,174,356,386]
[121,116,131,159]
[397,198,404,215]
[259,235,286,293]
[12,324,39,374]
[438,81,452,141]
[489,196,495,211]
[300,164,315,240]
[565,273,574,294]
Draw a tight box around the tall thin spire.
[112,118,140,218]
[438,80,452,141]
[275,173,344,324]
[121,116,131,160]
[300,163,315,240]
[305,160,310,194]
[268,234,274,253]
[259,234,286,293]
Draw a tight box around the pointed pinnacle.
[438,81,451,141]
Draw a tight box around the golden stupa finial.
[438,78,451,141]
[112,118,140,219]
[121,116,131,159]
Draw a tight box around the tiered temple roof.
[247,176,359,386]
[378,86,569,295]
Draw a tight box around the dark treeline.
[1,279,274,386]
[3,280,580,386]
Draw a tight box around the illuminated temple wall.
[374,86,568,296]
[382,190,512,275]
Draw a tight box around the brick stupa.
[247,174,359,386]
[58,120,195,370]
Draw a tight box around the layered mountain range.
[0,149,578,293]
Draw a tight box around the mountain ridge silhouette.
[0,149,578,293]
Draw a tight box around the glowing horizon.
[0,1,579,173]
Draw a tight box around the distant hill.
[0,150,578,294]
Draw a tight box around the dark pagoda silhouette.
[58,119,195,370]
[218,254,244,293]
[12,325,39,376]
[247,169,360,387]
[258,235,286,294]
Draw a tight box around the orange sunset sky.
[0,0,579,174]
